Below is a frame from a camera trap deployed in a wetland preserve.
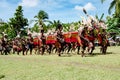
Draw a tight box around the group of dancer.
[0,18,109,57]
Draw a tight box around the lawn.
[0,46,120,80]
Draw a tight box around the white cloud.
[74,2,96,11]
[70,0,84,4]
[74,5,83,10]
[19,0,39,7]
[84,2,96,10]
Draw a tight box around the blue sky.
[0,0,113,24]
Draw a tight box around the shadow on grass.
[60,54,72,57]
[58,52,113,57]
[0,75,5,79]
[85,52,113,57]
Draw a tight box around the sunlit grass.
[0,46,120,80]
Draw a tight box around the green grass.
[0,46,120,80]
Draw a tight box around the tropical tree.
[106,15,120,35]
[49,20,61,29]
[101,0,120,38]
[0,19,8,34]
[101,0,120,17]
[73,21,81,31]
[62,23,71,32]
[31,24,39,33]
[0,19,16,38]
[95,13,104,22]
[34,10,49,30]
[0,18,4,24]
[9,5,28,37]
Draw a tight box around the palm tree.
[101,0,120,17]
[0,18,4,25]
[31,23,39,33]
[48,20,61,30]
[0,19,8,33]
[62,23,70,32]
[34,10,49,30]
[95,13,104,22]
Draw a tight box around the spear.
[83,8,89,17]
[83,8,87,14]
[82,8,97,24]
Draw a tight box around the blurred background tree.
[9,5,28,38]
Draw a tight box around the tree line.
[0,0,120,39]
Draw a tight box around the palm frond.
[108,0,116,14]
[101,0,106,3]
[34,15,38,18]
[100,13,104,21]
[95,14,99,20]
[43,19,51,23]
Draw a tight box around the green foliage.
[73,21,81,31]
[95,13,104,22]
[106,16,120,35]
[32,10,49,33]
[108,0,115,14]
[0,20,15,39]
[62,21,81,32]
[100,13,104,21]
[9,6,28,38]
[62,23,71,32]
[42,24,48,33]
[101,0,106,3]
[47,20,81,32]
[34,10,49,27]
[0,22,8,33]
[34,10,49,22]
[50,20,61,29]
[101,0,120,17]
[31,23,40,33]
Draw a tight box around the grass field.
[0,46,120,80]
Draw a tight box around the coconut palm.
[62,23,71,32]
[95,13,104,22]
[0,19,8,33]
[48,20,61,30]
[34,10,49,29]
[101,0,120,17]
[106,16,120,34]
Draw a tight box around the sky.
[0,0,113,25]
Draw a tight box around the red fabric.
[85,35,95,41]
[80,39,86,44]
[70,32,78,42]
[13,45,22,51]
[46,40,56,44]
[46,35,56,44]
[33,37,41,46]
[64,38,71,43]
[97,34,102,44]
[77,36,82,46]
[63,33,70,38]
[70,38,78,42]
[63,33,71,43]
[18,48,22,52]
